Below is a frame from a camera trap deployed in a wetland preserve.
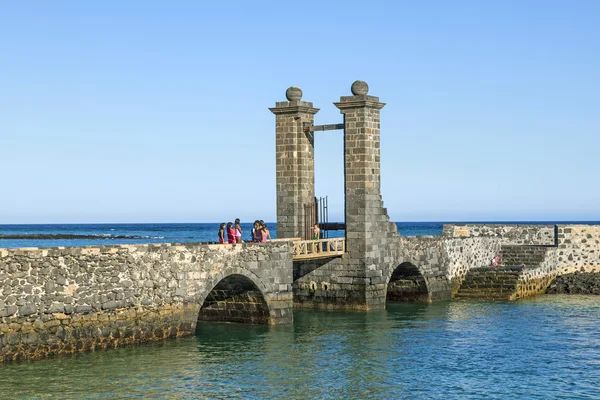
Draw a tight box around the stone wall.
[454,266,523,300]
[501,245,552,268]
[292,235,500,306]
[513,247,559,299]
[442,237,501,294]
[0,242,293,361]
[451,225,600,300]
[555,225,600,274]
[454,246,559,300]
[395,237,451,301]
[293,257,367,309]
[442,224,555,245]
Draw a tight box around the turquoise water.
[1,295,599,399]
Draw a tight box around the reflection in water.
[0,295,599,399]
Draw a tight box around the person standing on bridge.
[226,222,236,244]
[260,222,271,242]
[312,223,321,253]
[234,218,243,243]
[218,223,225,244]
[251,220,260,242]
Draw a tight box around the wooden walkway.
[292,237,345,261]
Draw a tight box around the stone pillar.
[270,87,319,239]
[335,81,398,308]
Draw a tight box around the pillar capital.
[334,80,385,112]
[334,95,385,112]
[270,86,319,115]
[269,101,320,115]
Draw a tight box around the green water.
[1,295,599,399]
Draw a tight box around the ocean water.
[0,222,440,249]
[1,223,600,398]
[2,221,597,249]
[0,296,599,399]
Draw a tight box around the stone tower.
[269,87,319,239]
[334,81,401,309]
[273,81,402,310]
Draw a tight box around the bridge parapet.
[442,223,556,245]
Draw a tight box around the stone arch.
[385,261,430,302]
[197,268,271,324]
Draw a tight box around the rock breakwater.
[546,272,600,295]
[0,234,143,240]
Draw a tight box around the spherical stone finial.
[351,80,369,96]
[286,86,303,101]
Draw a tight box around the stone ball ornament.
[286,86,303,101]
[351,80,369,96]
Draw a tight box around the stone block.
[19,304,37,316]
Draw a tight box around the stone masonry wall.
[293,257,367,309]
[442,224,555,245]
[514,247,559,299]
[450,224,600,300]
[395,237,451,301]
[501,245,550,268]
[442,237,501,294]
[453,246,559,301]
[394,236,500,297]
[454,266,524,300]
[292,235,499,305]
[0,242,293,362]
[514,225,600,298]
[555,225,600,274]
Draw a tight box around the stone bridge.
[1,81,599,362]
[0,242,293,361]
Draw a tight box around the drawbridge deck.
[292,237,345,261]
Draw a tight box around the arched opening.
[386,262,429,302]
[198,274,270,324]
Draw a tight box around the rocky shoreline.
[546,272,600,295]
[0,234,143,240]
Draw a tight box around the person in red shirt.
[226,222,236,244]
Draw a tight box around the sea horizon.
[2,219,600,226]
[1,220,599,249]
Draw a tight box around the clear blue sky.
[1,1,598,224]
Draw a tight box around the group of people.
[218,219,271,244]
